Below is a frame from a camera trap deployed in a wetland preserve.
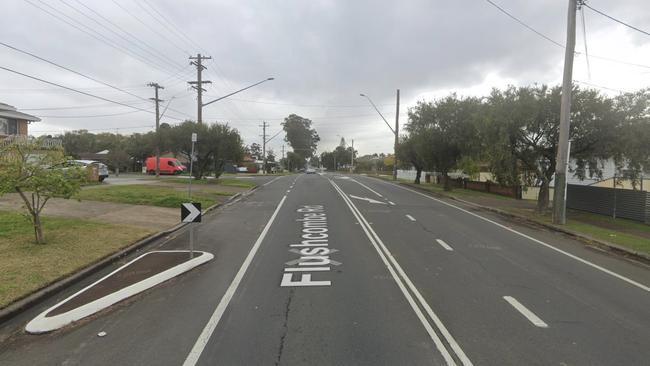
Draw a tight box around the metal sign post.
[181,202,202,258]
[189,132,197,199]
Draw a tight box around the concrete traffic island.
[25,250,213,334]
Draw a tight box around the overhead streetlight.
[360,90,400,181]
[202,77,274,107]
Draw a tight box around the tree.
[483,85,615,212]
[407,95,481,190]
[0,138,85,244]
[166,121,244,179]
[396,135,425,184]
[610,89,650,188]
[248,143,262,159]
[282,114,320,159]
[285,151,305,172]
[61,130,96,158]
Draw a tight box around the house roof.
[0,103,41,122]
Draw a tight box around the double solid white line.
[330,180,472,366]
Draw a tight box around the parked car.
[145,157,186,175]
[305,168,316,174]
[54,160,109,182]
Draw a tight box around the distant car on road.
[305,168,316,174]
[146,157,186,175]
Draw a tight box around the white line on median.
[406,214,416,221]
[503,296,548,328]
[182,195,287,366]
[436,239,454,251]
[262,176,283,187]
[382,182,650,293]
[330,180,472,366]
[350,178,383,197]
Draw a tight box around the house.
[0,102,40,140]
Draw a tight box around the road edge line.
[372,178,650,293]
[182,195,287,366]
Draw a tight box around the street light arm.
[360,94,395,135]
[202,77,274,107]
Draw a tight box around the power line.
[68,0,189,75]
[34,110,142,118]
[110,0,190,56]
[483,0,650,70]
[574,79,630,93]
[0,65,183,119]
[0,41,154,103]
[584,3,650,38]
[25,0,181,77]
[20,100,149,111]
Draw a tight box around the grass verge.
[0,211,153,308]
[161,178,257,189]
[75,185,222,208]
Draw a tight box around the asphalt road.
[1,173,649,365]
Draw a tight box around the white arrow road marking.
[182,203,201,222]
[503,296,548,328]
[436,239,454,251]
[349,195,386,205]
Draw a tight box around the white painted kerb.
[25,250,213,334]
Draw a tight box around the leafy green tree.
[282,114,320,159]
[285,151,305,172]
[407,95,481,190]
[611,89,650,188]
[396,135,425,184]
[0,138,85,244]
[61,130,96,158]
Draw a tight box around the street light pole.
[360,91,399,180]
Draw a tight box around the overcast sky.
[2,0,649,156]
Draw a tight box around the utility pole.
[281,144,285,171]
[260,121,269,174]
[350,139,355,173]
[148,82,164,178]
[188,53,211,123]
[552,0,579,225]
[393,89,400,181]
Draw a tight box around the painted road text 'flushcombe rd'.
[281,205,334,287]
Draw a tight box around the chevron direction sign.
[181,202,202,223]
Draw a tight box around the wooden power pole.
[393,89,400,181]
[188,54,211,123]
[148,82,164,178]
[552,0,578,225]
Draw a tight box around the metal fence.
[567,184,650,224]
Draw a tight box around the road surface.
[1,173,649,365]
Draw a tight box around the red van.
[146,157,186,175]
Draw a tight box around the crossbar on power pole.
[148,82,164,178]
[553,0,578,225]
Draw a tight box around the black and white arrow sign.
[181,202,202,223]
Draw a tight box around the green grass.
[75,185,223,208]
[0,211,153,308]
[161,177,257,189]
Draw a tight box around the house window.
[8,119,18,135]
[0,118,18,135]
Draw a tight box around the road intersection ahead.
[1,173,649,365]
